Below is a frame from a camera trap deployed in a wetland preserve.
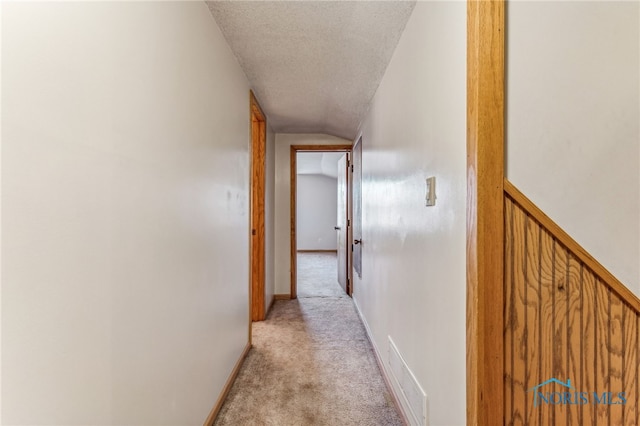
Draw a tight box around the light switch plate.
[425,176,436,206]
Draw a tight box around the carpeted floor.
[214,252,403,426]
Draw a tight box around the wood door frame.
[466,1,505,425]
[250,91,267,323]
[290,144,352,299]
[350,136,362,280]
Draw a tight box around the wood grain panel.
[623,306,638,425]
[610,294,625,424]
[504,182,639,425]
[539,229,555,425]
[552,242,568,425]
[595,279,610,422]
[583,270,597,426]
[567,255,582,426]
[504,198,514,425]
[466,1,505,423]
[512,198,527,425]
[524,217,542,426]
[505,180,640,312]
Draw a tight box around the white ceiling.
[297,152,346,178]
[206,1,416,140]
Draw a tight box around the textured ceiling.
[206,1,416,140]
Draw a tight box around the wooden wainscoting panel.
[524,216,542,426]
[538,229,555,425]
[504,181,640,425]
[622,306,638,425]
[504,180,640,312]
[594,279,610,422]
[552,242,569,425]
[513,197,528,423]
[504,197,514,423]
[610,293,625,422]
[567,255,582,425]
[582,270,597,426]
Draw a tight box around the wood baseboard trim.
[274,294,291,300]
[203,342,251,426]
[296,249,338,253]
[266,295,276,316]
[352,298,410,426]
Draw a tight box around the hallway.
[215,253,402,425]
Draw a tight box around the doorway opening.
[290,144,352,299]
[250,91,266,324]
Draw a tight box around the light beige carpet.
[214,253,403,426]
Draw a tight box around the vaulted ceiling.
[297,152,345,178]
[206,1,416,140]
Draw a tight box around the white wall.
[2,3,251,425]
[296,174,338,251]
[507,1,640,292]
[274,134,350,295]
[352,3,466,425]
[265,124,276,311]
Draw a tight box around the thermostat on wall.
[425,176,436,207]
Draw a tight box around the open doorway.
[290,145,352,299]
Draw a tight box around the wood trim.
[289,144,352,300]
[250,91,265,120]
[297,249,338,253]
[274,294,291,300]
[504,179,640,313]
[203,342,251,426]
[250,90,266,322]
[466,1,505,425]
[290,147,297,299]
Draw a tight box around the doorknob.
[334,226,341,230]
[354,239,361,245]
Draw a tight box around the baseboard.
[296,249,338,253]
[266,294,276,316]
[353,297,411,426]
[274,294,291,300]
[203,342,251,426]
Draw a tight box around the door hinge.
[351,244,354,252]
[351,165,354,173]
[347,219,350,227]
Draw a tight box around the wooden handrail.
[504,179,640,313]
